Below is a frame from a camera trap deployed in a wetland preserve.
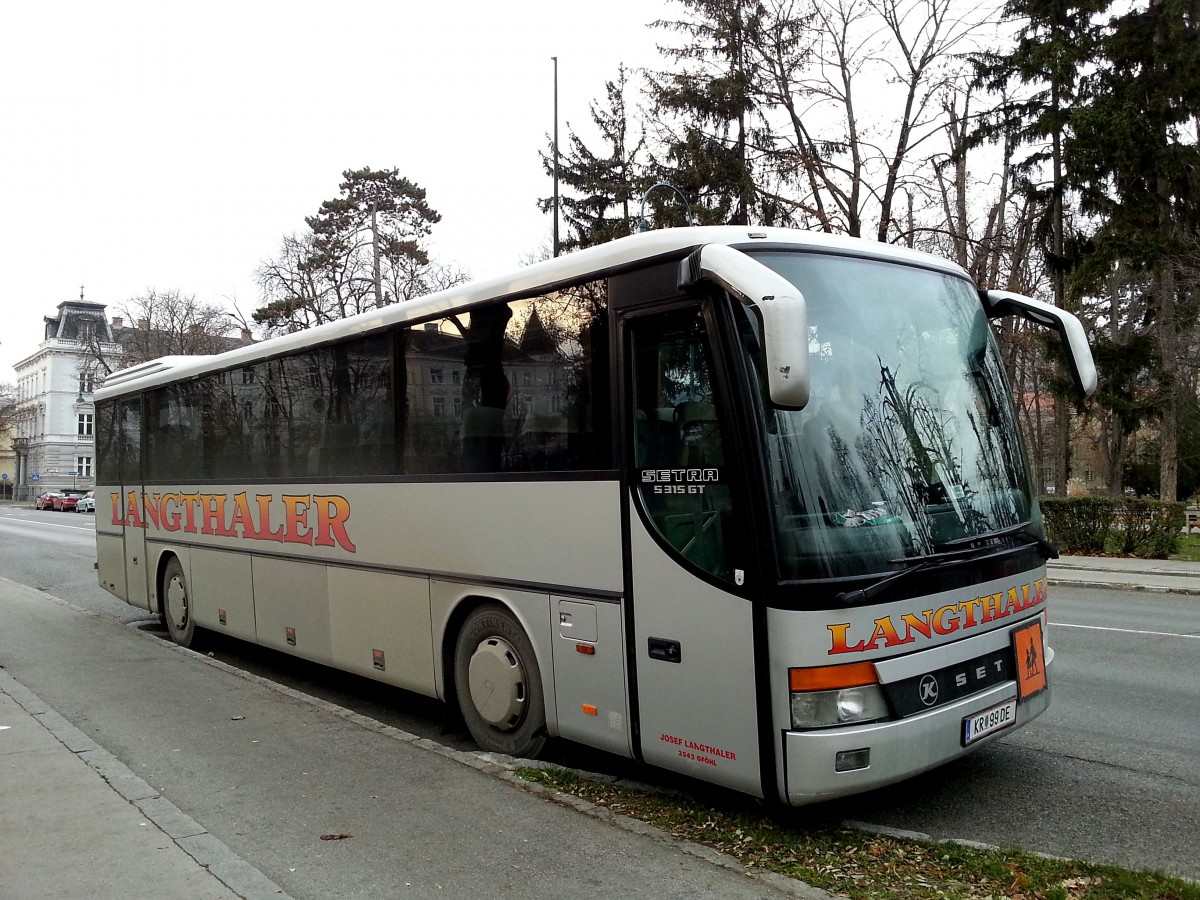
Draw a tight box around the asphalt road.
[3,504,1199,882]
[827,584,1200,879]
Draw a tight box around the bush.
[1040,496,1185,558]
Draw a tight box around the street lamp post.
[551,56,561,258]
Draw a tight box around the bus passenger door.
[123,494,150,611]
[622,304,764,798]
[119,397,151,612]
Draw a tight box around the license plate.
[962,698,1017,745]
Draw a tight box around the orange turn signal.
[789,662,879,692]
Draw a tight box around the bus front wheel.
[161,557,195,648]
[453,605,547,758]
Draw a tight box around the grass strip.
[517,767,1199,900]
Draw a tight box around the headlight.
[790,685,889,729]
[789,662,890,729]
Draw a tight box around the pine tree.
[645,0,775,226]
[969,0,1108,496]
[255,168,442,332]
[1065,0,1200,499]
[539,66,645,251]
[305,167,442,310]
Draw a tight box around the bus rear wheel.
[453,604,547,758]
[161,557,195,648]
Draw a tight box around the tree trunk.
[1158,263,1179,501]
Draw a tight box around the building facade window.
[76,456,93,477]
[78,413,93,437]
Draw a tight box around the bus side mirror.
[679,244,810,410]
[982,290,1098,398]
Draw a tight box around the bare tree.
[122,290,240,360]
[748,0,989,240]
[255,233,333,334]
[254,168,447,335]
[0,382,16,440]
[80,289,243,376]
[382,256,470,310]
[0,383,15,499]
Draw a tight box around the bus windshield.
[750,251,1033,582]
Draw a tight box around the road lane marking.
[0,518,94,533]
[1055,622,1200,640]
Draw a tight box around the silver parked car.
[75,491,96,513]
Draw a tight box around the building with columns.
[10,296,255,502]
[10,299,119,500]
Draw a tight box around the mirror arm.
[981,290,1098,398]
[680,244,810,409]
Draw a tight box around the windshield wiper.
[934,522,1058,560]
[834,543,995,607]
[834,523,1058,608]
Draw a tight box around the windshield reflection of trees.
[762,263,1031,581]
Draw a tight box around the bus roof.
[95,226,969,400]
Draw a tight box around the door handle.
[648,637,682,663]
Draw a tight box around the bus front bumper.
[780,663,1052,806]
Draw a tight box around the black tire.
[161,557,196,648]
[453,604,547,758]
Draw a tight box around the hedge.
[1039,497,1185,558]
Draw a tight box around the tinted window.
[98,398,143,483]
[128,280,611,482]
[401,280,611,475]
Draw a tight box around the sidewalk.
[1048,554,1200,594]
[0,670,286,899]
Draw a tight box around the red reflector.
[576,643,595,655]
[582,704,598,716]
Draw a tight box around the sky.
[0,0,669,381]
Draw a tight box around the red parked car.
[51,490,89,512]
[34,490,62,510]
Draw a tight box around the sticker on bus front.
[1012,619,1047,700]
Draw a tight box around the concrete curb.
[1047,576,1200,596]
[0,669,293,900]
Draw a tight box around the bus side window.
[629,308,735,582]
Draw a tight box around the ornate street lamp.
[636,183,694,232]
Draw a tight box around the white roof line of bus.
[94,225,968,400]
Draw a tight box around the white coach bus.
[94,227,1096,805]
